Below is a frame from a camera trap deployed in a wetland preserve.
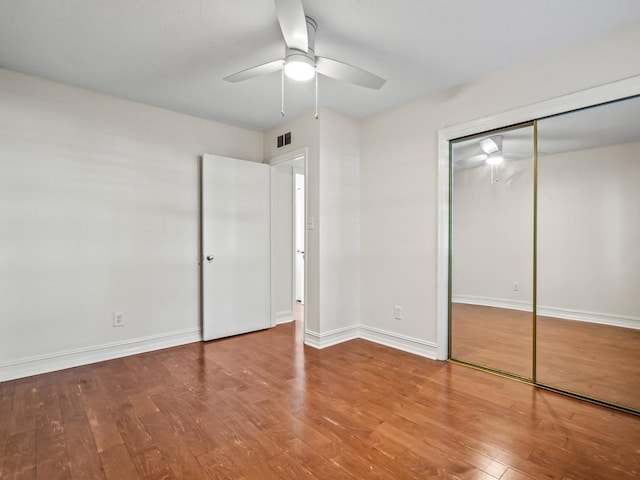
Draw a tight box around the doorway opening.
[270,150,306,340]
[295,171,305,311]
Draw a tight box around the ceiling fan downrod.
[315,68,319,120]
[281,67,285,117]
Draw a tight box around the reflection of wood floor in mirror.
[451,303,533,379]
[451,303,640,412]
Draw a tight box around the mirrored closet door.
[450,124,535,380]
[449,94,640,414]
[536,96,640,411]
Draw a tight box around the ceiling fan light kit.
[284,53,315,81]
[481,135,504,165]
[486,151,504,165]
[224,0,386,118]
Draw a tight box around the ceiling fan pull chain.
[314,68,319,119]
[281,67,286,117]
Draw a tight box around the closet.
[449,95,640,413]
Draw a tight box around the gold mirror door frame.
[449,122,536,381]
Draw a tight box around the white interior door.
[201,154,270,341]
[295,172,305,304]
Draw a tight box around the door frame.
[269,148,308,335]
[436,75,640,361]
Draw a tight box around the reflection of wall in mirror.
[453,140,640,329]
[537,140,640,328]
[451,157,534,310]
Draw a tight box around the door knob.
[206,255,214,262]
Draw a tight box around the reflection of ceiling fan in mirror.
[455,135,532,170]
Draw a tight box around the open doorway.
[270,151,306,338]
[294,170,305,329]
[295,170,305,308]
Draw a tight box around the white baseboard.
[304,325,360,349]
[452,295,533,312]
[275,310,295,325]
[453,295,640,330]
[304,324,438,360]
[536,306,640,330]
[359,325,438,360]
[0,328,201,382]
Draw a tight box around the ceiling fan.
[455,135,533,170]
[223,0,386,89]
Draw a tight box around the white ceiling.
[2,0,640,132]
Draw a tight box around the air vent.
[277,131,292,148]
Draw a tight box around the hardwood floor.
[2,313,640,479]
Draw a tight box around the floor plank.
[64,418,106,480]
[99,444,141,480]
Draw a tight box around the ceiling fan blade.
[454,155,489,170]
[223,59,284,83]
[274,0,308,52]
[315,57,386,89]
[457,153,488,165]
[505,152,533,158]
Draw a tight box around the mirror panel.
[537,96,640,410]
[450,125,534,379]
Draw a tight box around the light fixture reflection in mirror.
[486,152,504,165]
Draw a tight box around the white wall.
[538,141,640,322]
[265,108,360,345]
[360,20,640,357]
[0,68,263,380]
[318,110,360,335]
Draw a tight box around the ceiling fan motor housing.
[285,17,316,63]
[284,17,317,80]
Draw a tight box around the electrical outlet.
[393,305,403,320]
[513,282,519,291]
[113,312,125,327]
